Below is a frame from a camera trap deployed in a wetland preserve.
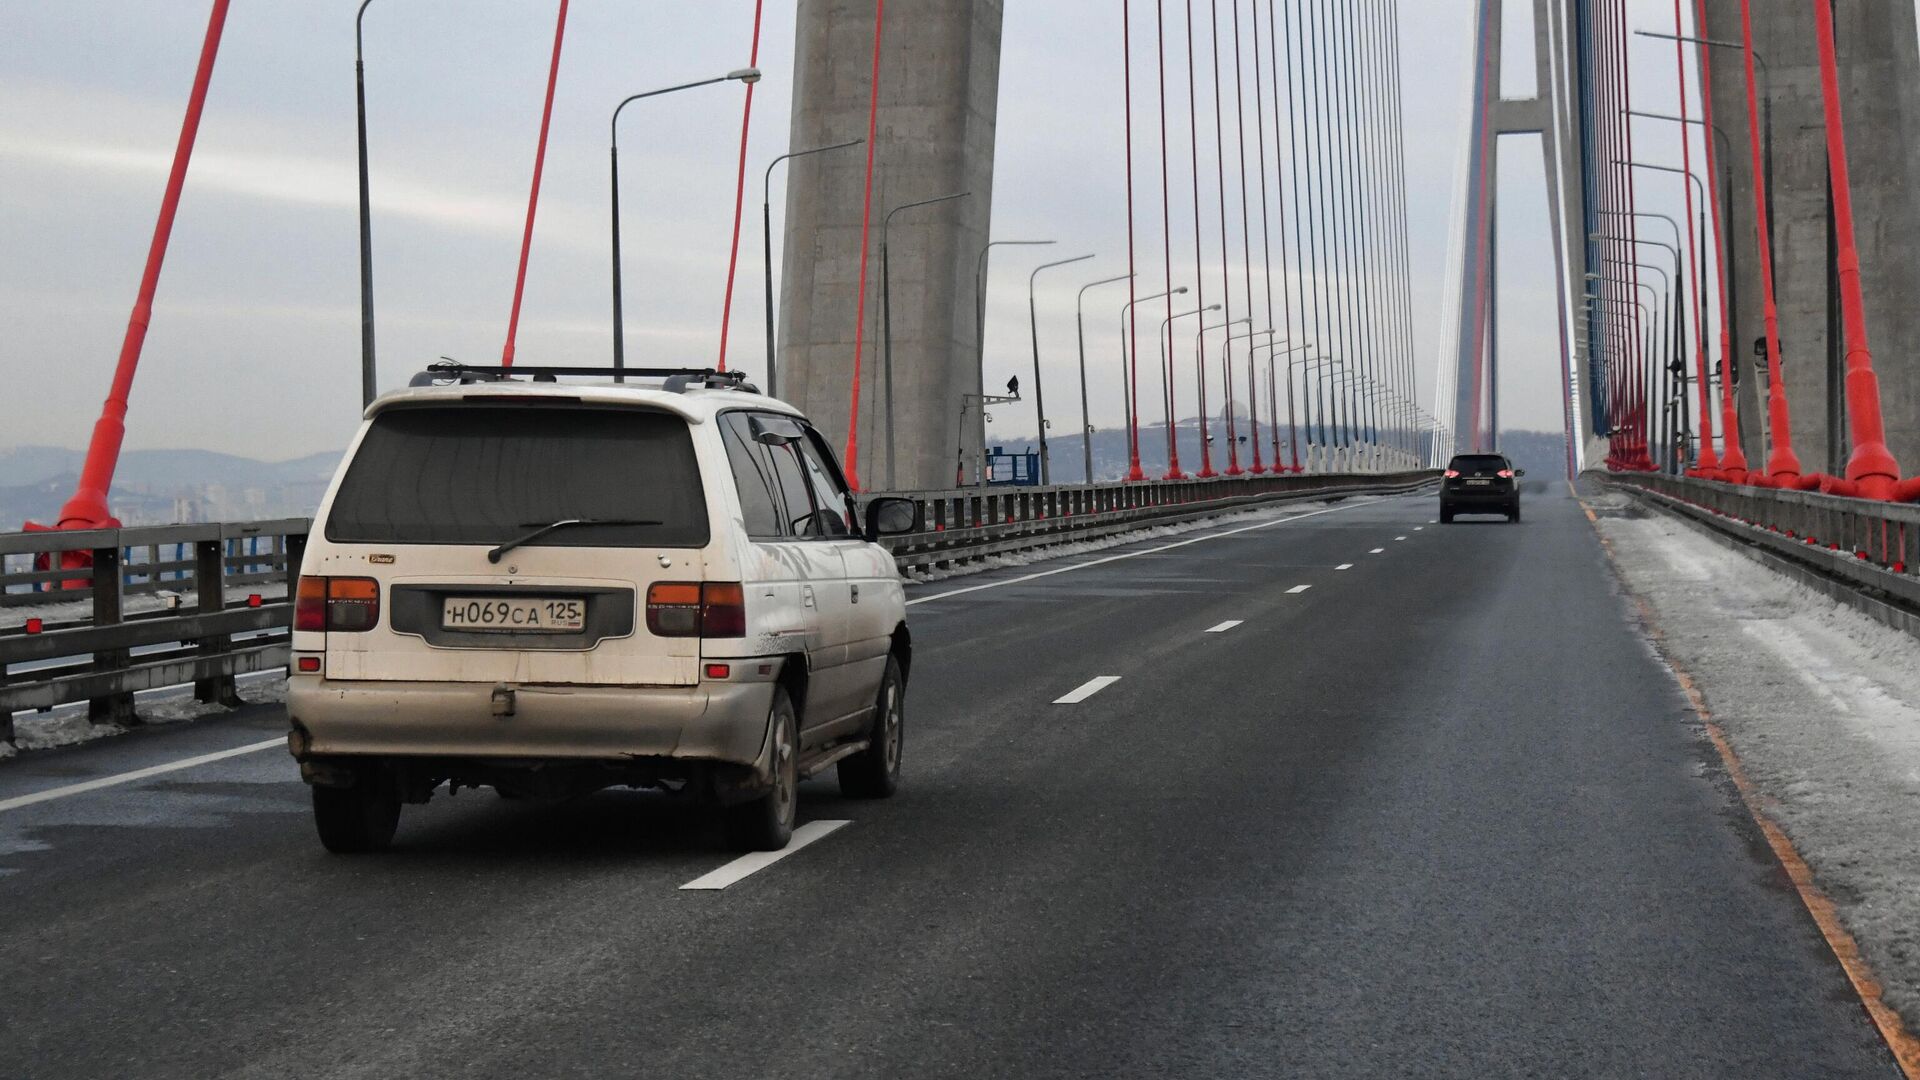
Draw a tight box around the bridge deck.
[0,487,1901,1077]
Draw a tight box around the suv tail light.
[1497,469,1514,478]
[647,582,746,638]
[1443,469,1460,478]
[295,575,381,633]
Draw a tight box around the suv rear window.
[1448,455,1509,473]
[324,404,710,548]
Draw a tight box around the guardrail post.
[88,544,135,727]
[194,538,240,706]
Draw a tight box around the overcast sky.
[1,1,1754,461]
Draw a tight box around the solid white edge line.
[905,497,1392,606]
[680,819,850,890]
[1053,675,1122,704]
[1287,584,1312,594]
[1335,563,1353,571]
[1203,620,1243,633]
[0,737,286,814]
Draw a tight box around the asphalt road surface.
[0,486,1900,1078]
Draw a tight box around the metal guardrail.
[879,470,1440,571]
[1603,473,1920,614]
[1,472,1436,745]
[1,521,307,738]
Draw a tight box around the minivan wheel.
[312,778,401,854]
[839,655,904,799]
[725,688,798,852]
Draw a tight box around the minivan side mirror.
[864,496,920,539]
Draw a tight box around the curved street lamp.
[610,67,761,376]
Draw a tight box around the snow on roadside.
[6,672,288,755]
[1595,502,1920,1023]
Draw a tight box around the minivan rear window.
[324,405,710,548]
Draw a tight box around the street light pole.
[354,0,377,408]
[610,68,761,378]
[1118,287,1186,474]
[1076,273,1135,484]
[1023,253,1093,486]
[1157,304,1220,477]
[762,137,862,399]
[881,191,970,490]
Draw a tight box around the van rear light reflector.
[296,656,322,673]
[705,663,732,680]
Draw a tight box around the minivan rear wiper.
[487,519,661,564]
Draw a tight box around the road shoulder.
[1589,488,1920,1073]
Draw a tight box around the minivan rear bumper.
[287,675,774,765]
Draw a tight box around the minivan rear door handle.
[850,584,860,604]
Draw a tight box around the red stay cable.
[1810,0,1906,499]
[1125,1,1146,481]
[49,0,231,533]
[844,0,886,490]
[715,0,766,373]
[502,0,571,368]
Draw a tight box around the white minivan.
[286,366,917,854]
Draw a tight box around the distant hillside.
[0,446,340,489]
[0,446,342,527]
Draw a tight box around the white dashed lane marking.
[1054,676,1122,704]
[1335,564,1353,571]
[680,820,851,890]
[1369,548,1385,554]
[1204,621,1243,633]
[1287,584,1312,594]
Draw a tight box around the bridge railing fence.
[1,521,308,739]
[1605,473,1920,611]
[1,472,1437,746]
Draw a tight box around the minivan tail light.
[700,582,747,639]
[646,581,746,638]
[295,575,327,632]
[646,582,703,636]
[295,575,381,633]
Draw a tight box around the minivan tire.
[839,655,904,799]
[725,688,798,852]
[312,778,401,854]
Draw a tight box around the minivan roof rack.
[408,362,760,394]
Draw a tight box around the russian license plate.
[441,596,585,633]
[1466,478,1492,485]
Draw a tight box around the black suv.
[1440,453,1523,523]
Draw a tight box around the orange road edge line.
[1581,496,1920,1078]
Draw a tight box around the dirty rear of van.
[287,395,781,828]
